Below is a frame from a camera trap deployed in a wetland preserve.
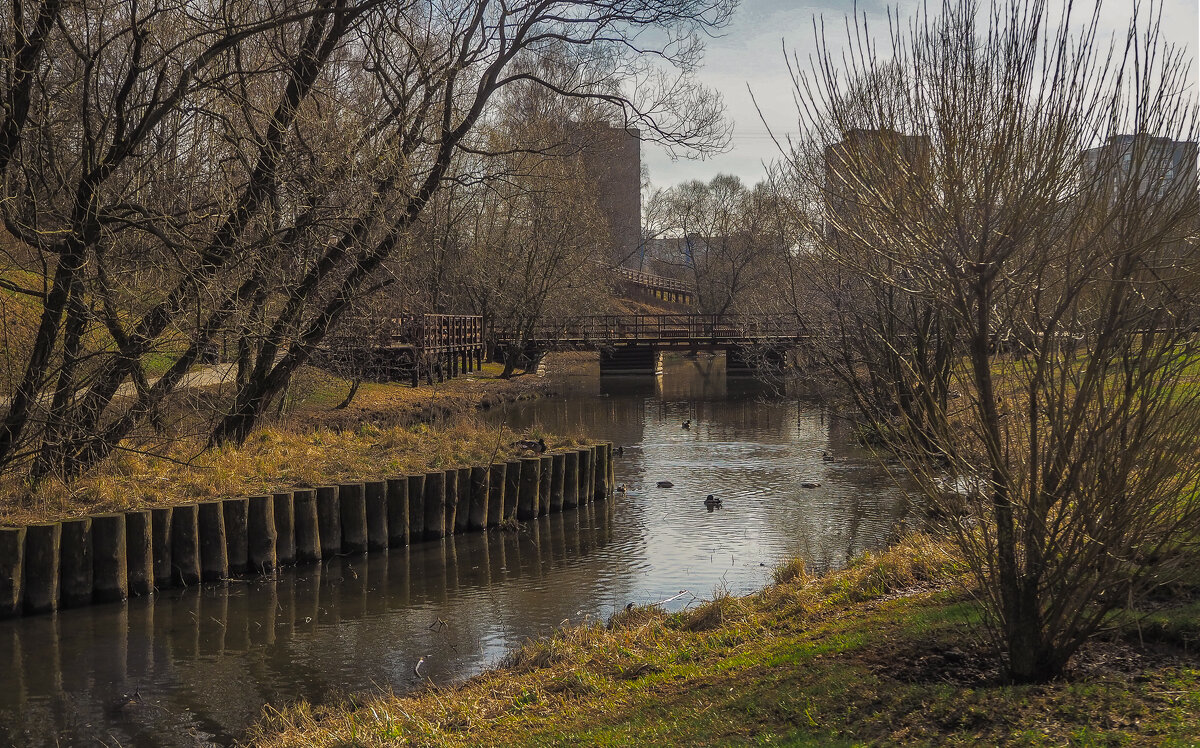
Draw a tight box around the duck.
[656,480,674,488]
[800,482,821,489]
[821,451,835,461]
[512,437,547,453]
[681,420,691,429]
[616,484,627,494]
[704,494,722,508]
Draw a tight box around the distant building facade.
[567,122,642,268]
[1082,134,1198,203]
[823,128,931,248]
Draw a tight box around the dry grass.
[247,533,1200,746]
[246,534,969,748]
[0,419,584,526]
[0,351,598,525]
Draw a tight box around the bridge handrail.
[496,314,805,343]
[390,314,484,350]
[611,267,693,294]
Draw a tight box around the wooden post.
[23,523,60,614]
[273,492,296,565]
[443,469,458,535]
[423,471,446,540]
[604,439,614,492]
[124,510,153,596]
[247,495,277,574]
[293,489,321,563]
[455,467,471,534]
[407,475,425,542]
[504,459,522,520]
[517,458,540,521]
[550,453,566,512]
[59,517,93,607]
[0,527,25,618]
[91,513,128,603]
[198,501,228,582]
[538,455,553,516]
[594,444,610,501]
[364,481,389,551]
[579,447,595,504]
[151,507,173,588]
[170,504,201,586]
[316,486,342,558]
[563,451,580,509]
[338,483,368,555]
[468,466,489,530]
[487,463,506,527]
[386,478,409,547]
[222,497,250,574]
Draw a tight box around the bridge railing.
[611,267,694,294]
[500,314,805,345]
[391,314,483,353]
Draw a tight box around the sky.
[643,0,1200,190]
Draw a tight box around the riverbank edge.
[248,533,1200,747]
[289,353,594,433]
[0,353,595,527]
[1,441,615,618]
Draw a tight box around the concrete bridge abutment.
[725,345,789,376]
[599,347,664,376]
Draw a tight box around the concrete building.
[1082,134,1198,204]
[568,122,642,268]
[823,128,932,243]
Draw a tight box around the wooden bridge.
[496,314,806,374]
[321,313,805,382]
[319,314,484,385]
[612,268,695,306]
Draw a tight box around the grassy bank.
[0,355,597,525]
[285,357,585,432]
[249,535,1200,747]
[0,419,584,526]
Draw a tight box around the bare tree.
[0,0,735,483]
[646,174,788,314]
[778,0,1200,681]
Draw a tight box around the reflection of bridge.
[498,314,805,374]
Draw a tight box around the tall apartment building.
[1082,133,1198,203]
[823,128,932,247]
[567,122,642,268]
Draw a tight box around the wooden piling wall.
[0,441,613,617]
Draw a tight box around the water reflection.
[0,354,909,746]
[0,505,617,746]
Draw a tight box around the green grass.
[249,536,1200,747]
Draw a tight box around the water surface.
[0,355,910,746]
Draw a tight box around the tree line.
[0,0,733,480]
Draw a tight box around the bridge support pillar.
[726,345,788,376]
[599,347,664,376]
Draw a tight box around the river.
[0,354,911,746]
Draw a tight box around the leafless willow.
[776,0,1200,681]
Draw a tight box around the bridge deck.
[499,314,807,350]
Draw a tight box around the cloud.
[645,0,1199,189]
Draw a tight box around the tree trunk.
[335,379,362,409]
